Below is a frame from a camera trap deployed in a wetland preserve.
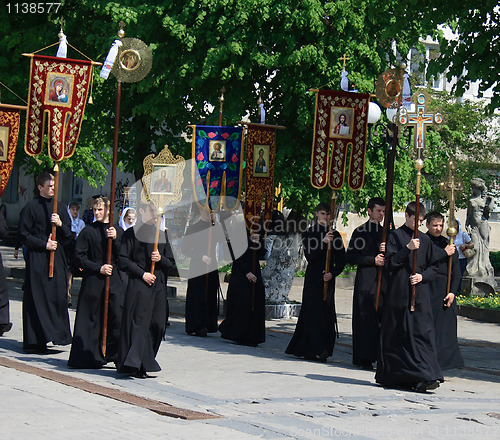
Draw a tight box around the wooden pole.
[150,206,164,274]
[410,159,424,312]
[323,190,337,301]
[48,163,60,278]
[102,79,121,357]
[375,124,398,310]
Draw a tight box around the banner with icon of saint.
[25,54,94,161]
[190,125,244,211]
[0,105,21,196]
[244,123,278,231]
[311,90,370,190]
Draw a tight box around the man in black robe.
[376,202,443,392]
[346,197,385,370]
[117,201,175,378]
[425,212,464,370]
[285,202,346,362]
[219,232,266,346]
[0,212,12,336]
[20,172,73,353]
[183,207,220,337]
[68,197,124,368]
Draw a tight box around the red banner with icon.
[25,54,93,161]
[311,90,370,190]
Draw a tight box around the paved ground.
[0,245,499,439]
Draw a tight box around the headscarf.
[67,205,85,236]
[119,207,137,231]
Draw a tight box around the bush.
[490,251,500,271]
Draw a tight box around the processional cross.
[399,91,443,311]
[440,161,462,296]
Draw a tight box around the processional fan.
[100,24,153,356]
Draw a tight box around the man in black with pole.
[425,211,464,370]
[375,201,443,392]
[346,197,385,370]
[19,172,73,353]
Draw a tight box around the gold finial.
[118,21,126,39]
[257,96,262,105]
[219,86,226,103]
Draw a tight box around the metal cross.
[399,92,442,161]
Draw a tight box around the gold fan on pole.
[111,36,152,83]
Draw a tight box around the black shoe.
[196,327,208,337]
[359,361,374,371]
[414,380,440,393]
[0,322,12,336]
[318,350,329,363]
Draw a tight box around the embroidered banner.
[311,90,370,190]
[0,105,21,197]
[25,54,93,161]
[190,125,244,211]
[244,123,277,231]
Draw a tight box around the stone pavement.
[0,246,499,439]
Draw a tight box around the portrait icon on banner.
[0,126,8,162]
[253,144,270,177]
[330,107,354,139]
[45,72,74,106]
[151,164,175,195]
[209,140,226,161]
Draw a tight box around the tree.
[391,1,500,112]
[0,0,497,216]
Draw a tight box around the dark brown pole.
[323,190,337,301]
[410,160,424,312]
[102,79,121,357]
[48,163,60,278]
[375,124,398,310]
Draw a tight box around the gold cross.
[339,54,350,70]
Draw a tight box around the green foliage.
[0,0,497,213]
[391,1,499,112]
[490,252,500,272]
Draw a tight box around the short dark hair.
[36,172,53,188]
[426,211,444,224]
[69,201,80,209]
[93,196,109,209]
[315,202,331,213]
[405,201,426,218]
[367,197,385,211]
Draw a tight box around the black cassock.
[117,224,175,375]
[219,236,266,346]
[376,225,443,387]
[0,213,10,331]
[183,219,220,335]
[20,196,73,349]
[426,232,464,370]
[68,222,124,368]
[346,220,383,366]
[286,223,346,360]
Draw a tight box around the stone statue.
[464,177,496,296]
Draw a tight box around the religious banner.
[311,90,370,190]
[243,123,280,231]
[0,105,21,196]
[25,54,94,161]
[190,125,244,211]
